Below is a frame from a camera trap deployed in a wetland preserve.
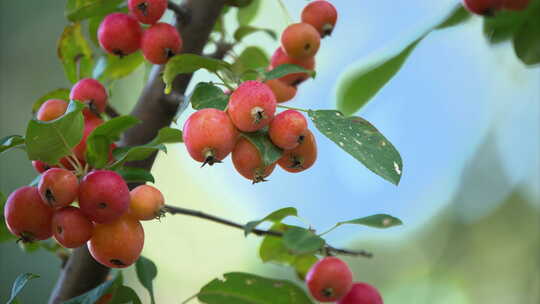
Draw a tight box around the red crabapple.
[278,129,317,173]
[503,0,530,10]
[463,0,503,15]
[78,170,130,223]
[38,168,79,209]
[228,81,277,132]
[183,108,239,165]
[36,99,68,121]
[70,78,108,117]
[52,206,93,248]
[129,185,165,221]
[128,0,167,24]
[72,116,104,166]
[98,13,142,56]
[269,47,315,86]
[4,186,53,242]
[306,256,354,302]
[337,282,384,304]
[141,22,183,64]
[32,161,56,173]
[281,23,320,59]
[265,79,297,103]
[88,214,144,268]
[232,137,276,183]
[301,0,338,37]
[269,110,308,150]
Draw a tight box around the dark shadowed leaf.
[337,214,403,229]
[7,273,40,304]
[135,256,158,304]
[308,110,403,185]
[63,272,123,304]
[198,272,313,304]
[234,26,277,42]
[264,64,315,81]
[244,207,297,236]
[93,52,145,83]
[32,89,70,114]
[85,116,141,169]
[237,0,261,25]
[66,0,125,22]
[241,132,283,167]
[57,23,94,84]
[190,82,229,111]
[109,286,142,304]
[163,54,232,94]
[282,226,325,255]
[115,167,155,183]
[25,101,85,165]
[232,47,269,81]
[0,135,25,156]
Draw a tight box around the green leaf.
[282,226,325,255]
[237,0,261,25]
[260,223,295,264]
[115,167,155,183]
[85,116,140,168]
[436,6,471,29]
[163,54,232,94]
[232,47,269,81]
[513,17,540,65]
[110,286,142,304]
[292,254,318,281]
[308,110,403,185]
[336,214,403,229]
[241,131,283,167]
[7,273,40,304]
[190,83,229,111]
[66,0,125,22]
[63,272,123,304]
[483,0,540,44]
[151,127,184,144]
[197,272,313,304]
[234,26,277,42]
[32,89,70,114]
[244,207,297,236]
[57,23,94,84]
[25,101,85,165]
[0,191,15,243]
[135,256,158,304]
[93,52,145,83]
[264,64,315,81]
[0,135,25,156]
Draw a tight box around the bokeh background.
[1,0,539,303]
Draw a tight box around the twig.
[163,204,373,258]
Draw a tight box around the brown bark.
[48,1,225,303]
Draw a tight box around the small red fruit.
[306,256,354,302]
[129,185,165,221]
[98,13,142,56]
[78,170,130,223]
[141,22,183,64]
[269,110,308,150]
[70,78,108,117]
[232,137,276,183]
[265,79,297,103]
[503,0,530,10]
[301,0,338,37]
[4,186,53,242]
[281,23,321,59]
[72,116,104,166]
[38,168,79,209]
[183,108,239,165]
[228,81,277,132]
[337,282,384,304]
[128,0,167,24]
[52,206,93,248]
[88,214,144,268]
[269,47,315,86]
[463,0,503,15]
[32,161,56,173]
[36,99,68,121]
[278,129,317,173]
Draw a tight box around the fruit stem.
[277,105,309,113]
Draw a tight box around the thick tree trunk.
[48,1,225,303]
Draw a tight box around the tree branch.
[163,204,373,258]
[48,1,226,303]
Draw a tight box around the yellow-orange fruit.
[281,23,321,59]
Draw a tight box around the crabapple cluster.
[182,0,338,183]
[305,256,384,303]
[463,0,531,15]
[98,0,182,64]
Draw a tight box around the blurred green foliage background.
[1,1,538,303]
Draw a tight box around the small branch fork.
[163,205,373,258]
